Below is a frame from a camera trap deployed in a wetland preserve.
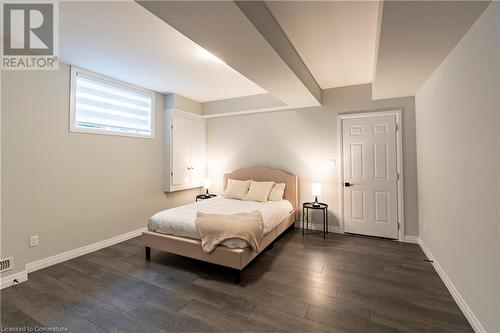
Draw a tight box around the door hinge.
[395,124,399,132]
[171,125,173,130]
[397,173,400,180]
[170,172,173,176]
[398,223,400,230]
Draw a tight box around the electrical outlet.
[30,235,39,247]
[329,158,337,168]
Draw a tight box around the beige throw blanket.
[195,211,264,253]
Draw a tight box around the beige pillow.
[245,181,275,202]
[268,183,286,201]
[224,179,251,200]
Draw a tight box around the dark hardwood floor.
[1,229,473,333]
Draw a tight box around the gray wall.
[415,3,499,332]
[206,83,419,236]
[1,63,198,278]
[166,93,202,115]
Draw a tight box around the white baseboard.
[0,270,28,289]
[402,235,419,243]
[330,226,342,234]
[26,227,146,273]
[295,222,417,243]
[294,222,342,234]
[418,238,486,333]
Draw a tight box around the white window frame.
[69,66,155,139]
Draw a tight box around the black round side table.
[302,202,328,239]
[196,194,217,202]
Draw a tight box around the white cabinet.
[165,109,206,192]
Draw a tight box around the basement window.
[70,67,154,138]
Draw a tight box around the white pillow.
[245,181,275,202]
[268,183,286,201]
[224,179,251,200]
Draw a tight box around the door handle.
[344,182,354,187]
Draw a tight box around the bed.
[142,167,298,281]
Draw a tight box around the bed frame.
[142,166,298,282]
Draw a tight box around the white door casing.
[341,113,400,239]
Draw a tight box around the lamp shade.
[203,178,212,189]
[311,183,322,196]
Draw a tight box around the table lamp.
[312,183,322,207]
[203,178,212,196]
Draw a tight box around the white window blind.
[70,67,154,138]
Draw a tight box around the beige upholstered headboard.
[223,166,299,212]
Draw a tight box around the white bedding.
[148,196,294,248]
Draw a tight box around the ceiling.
[137,0,321,109]
[55,1,490,115]
[266,1,378,89]
[373,1,490,99]
[59,1,266,102]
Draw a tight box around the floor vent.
[0,257,13,273]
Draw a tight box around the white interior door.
[171,114,191,186]
[342,115,399,239]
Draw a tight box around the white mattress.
[148,196,294,248]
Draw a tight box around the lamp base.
[312,196,320,207]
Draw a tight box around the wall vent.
[0,257,14,273]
